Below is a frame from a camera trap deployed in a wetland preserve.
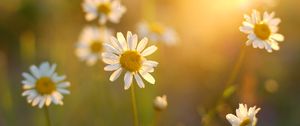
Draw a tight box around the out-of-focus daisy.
[75,26,113,66]
[153,95,168,111]
[137,21,179,46]
[82,0,126,25]
[102,31,158,90]
[239,9,284,53]
[226,104,261,126]
[21,62,70,108]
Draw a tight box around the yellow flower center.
[97,3,111,15]
[149,22,165,35]
[90,41,103,53]
[240,117,251,126]
[254,22,271,40]
[120,51,142,72]
[35,77,56,95]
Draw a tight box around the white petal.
[52,73,66,83]
[245,40,252,46]
[257,40,265,49]
[57,82,71,88]
[271,34,284,42]
[141,66,154,73]
[57,88,70,94]
[139,71,155,84]
[22,80,34,86]
[103,57,119,64]
[109,68,122,81]
[137,38,148,52]
[110,36,123,52]
[247,33,256,40]
[102,52,119,60]
[124,72,133,90]
[226,114,240,126]
[117,32,128,51]
[39,62,50,76]
[104,43,120,54]
[46,64,57,76]
[239,26,252,33]
[22,90,34,96]
[104,64,121,71]
[128,33,138,50]
[85,13,97,21]
[269,18,281,26]
[22,84,35,89]
[30,65,41,78]
[32,96,41,106]
[22,72,36,83]
[45,95,52,106]
[141,45,157,56]
[134,74,145,88]
[143,60,159,67]
[27,91,38,103]
[38,96,46,108]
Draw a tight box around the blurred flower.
[153,95,168,111]
[21,62,70,108]
[82,0,126,25]
[226,104,260,126]
[102,31,158,90]
[76,26,113,66]
[137,21,179,46]
[239,10,284,52]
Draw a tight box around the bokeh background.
[1,0,300,125]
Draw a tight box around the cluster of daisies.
[20,0,285,125]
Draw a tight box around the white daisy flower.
[239,9,284,53]
[82,0,126,25]
[226,104,261,126]
[21,62,71,108]
[102,31,158,90]
[75,26,113,66]
[153,95,168,111]
[137,21,179,46]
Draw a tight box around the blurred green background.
[1,0,300,125]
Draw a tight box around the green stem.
[130,84,139,126]
[44,106,52,126]
[154,111,161,126]
[203,46,247,126]
[224,46,247,87]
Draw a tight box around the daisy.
[239,9,284,53]
[137,21,179,46]
[75,26,113,66]
[82,0,126,25]
[102,31,158,90]
[21,62,70,108]
[226,104,261,126]
[153,95,168,111]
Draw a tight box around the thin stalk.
[44,106,52,126]
[203,46,247,126]
[224,45,247,87]
[130,84,139,126]
[153,111,161,126]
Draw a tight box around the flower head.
[137,21,179,46]
[239,9,284,52]
[82,0,126,25]
[226,104,261,126]
[102,31,158,90]
[153,95,168,111]
[21,62,70,108]
[76,26,113,66]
